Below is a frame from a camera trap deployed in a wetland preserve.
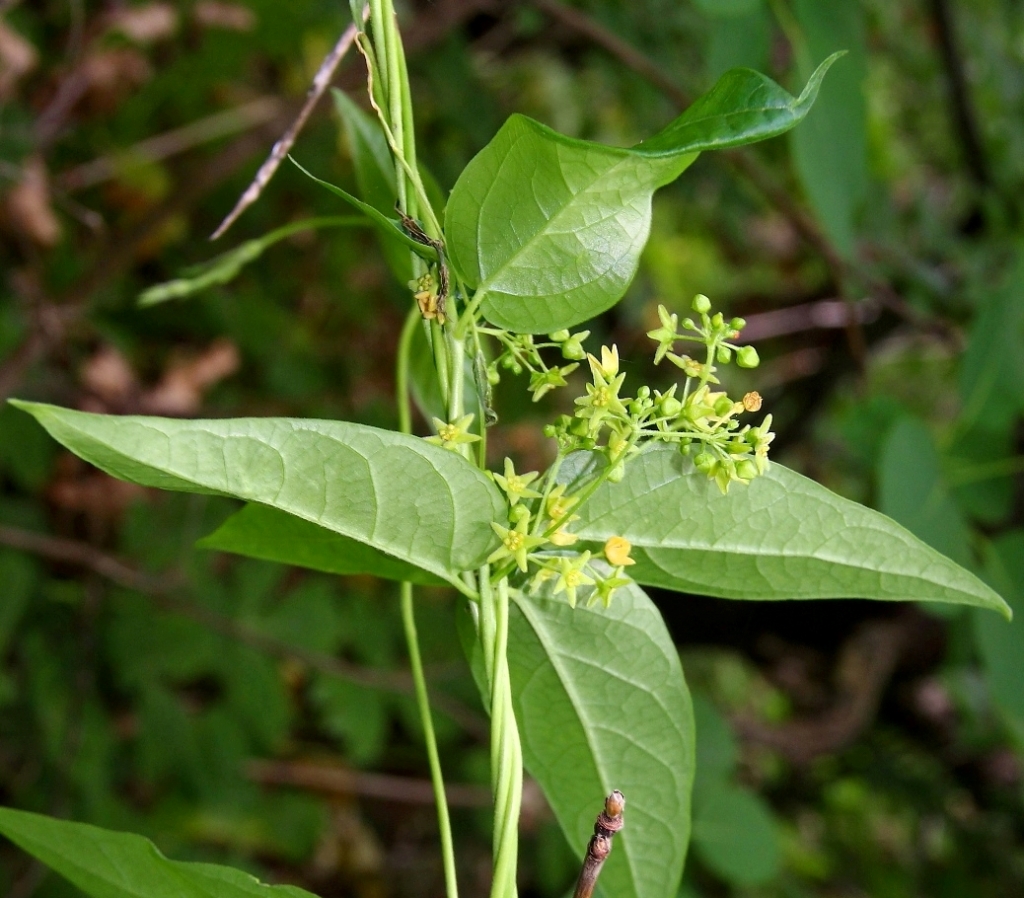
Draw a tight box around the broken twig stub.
[572,790,625,898]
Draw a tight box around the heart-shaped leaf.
[12,401,503,587]
[572,446,1010,616]
[445,55,840,333]
[507,581,694,898]
[0,805,317,898]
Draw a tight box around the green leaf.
[136,217,366,307]
[200,503,446,586]
[973,531,1024,731]
[637,52,842,156]
[333,88,415,283]
[572,447,1010,616]
[333,89,397,216]
[445,56,840,333]
[11,401,503,586]
[789,0,867,254]
[289,157,437,264]
[0,805,316,898]
[691,783,781,886]
[877,416,972,569]
[507,580,694,898]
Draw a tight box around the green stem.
[480,574,522,898]
[400,582,460,898]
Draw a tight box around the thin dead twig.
[0,523,488,740]
[210,9,368,240]
[247,758,491,807]
[57,96,285,193]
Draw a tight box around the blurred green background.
[2,1,1024,896]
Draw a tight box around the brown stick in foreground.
[573,790,625,898]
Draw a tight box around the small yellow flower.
[603,536,635,567]
[587,344,619,379]
[549,527,578,547]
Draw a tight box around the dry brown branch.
[57,96,285,193]
[0,523,489,740]
[572,790,625,898]
[210,10,367,240]
[247,758,491,807]
[734,615,917,764]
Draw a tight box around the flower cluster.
[543,294,774,493]
[481,328,588,402]
[486,457,636,607]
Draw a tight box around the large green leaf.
[0,805,316,898]
[507,581,694,898]
[199,503,446,586]
[445,56,839,333]
[571,447,1009,616]
[11,402,503,585]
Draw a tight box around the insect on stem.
[572,790,625,898]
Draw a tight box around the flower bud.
[549,329,570,342]
[692,294,711,314]
[487,364,501,386]
[694,452,715,473]
[711,312,724,329]
[636,385,651,400]
[736,346,760,368]
[607,461,626,483]
[717,346,732,364]
[730,317,746,331]
[713,395,735,417]
[660,396,682,418]
[736,459,759,481]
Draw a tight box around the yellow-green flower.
[492,458,542,506]
[553,551,595,608]
[426,414,480,449]
[488,517,547,572]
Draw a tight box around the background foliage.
[1,1,1024,896]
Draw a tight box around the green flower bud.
[509,503,531,524]
[679,442,692,456]
[607,461,626,483]
[694,452,715,473]
[711,312,724,329]
[637,385,651,400]
[692,294,711,314]
[570,418,590,437]
[736,345,760,368]
[736,459,759,481]
[562,336,588,361]
[717,346,732,364]
[713,395,735,417]
[660,396,682,418]
[487,364,501,386]
[730,317,746,331]
[579,437,597,451]
[681,317,697,330]
[549,329,570,342]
